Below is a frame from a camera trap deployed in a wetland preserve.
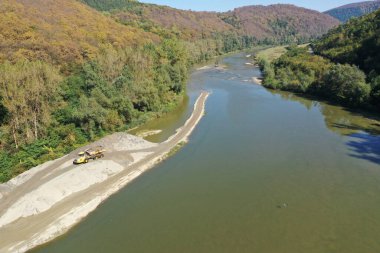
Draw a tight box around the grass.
[166,141,186,157]
[256,46,287,62]
[256,44,310,63]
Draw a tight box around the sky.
[138,0,367,12]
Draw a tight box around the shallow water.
[33,54,380,253]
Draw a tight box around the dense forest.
[0,0,340,181]
[259,9,380,111]
[324,0,380,22]
[80,0,141,11]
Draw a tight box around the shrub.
[323,64,370,106]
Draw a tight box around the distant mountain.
[223,5,339,42]
[324,0,380,22]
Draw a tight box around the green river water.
[33,53,380,253]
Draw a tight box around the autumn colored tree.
[0,61,62,147]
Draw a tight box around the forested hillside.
[314,9,380,75]
[259,10,380,111]
[0,0,157,67]
[82,1,339,44]
[222,5,339,43]
[79,0,140,11]
[325,0,380,22]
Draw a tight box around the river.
[32,53,380,253]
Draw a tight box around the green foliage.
[260,46,373,108]
[322,64,370,106]
[0,123,88,182]
[370,75,380,106]
[81,0,139,11]
[260,47,331,92]
[258,58,278,89]
[313,10,380,74]
[269,18,299,44]
[57,40,188,136]
[260,8,380,112]
[311,9,380,110]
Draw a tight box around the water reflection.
[267,89,317,111]
[269,89,380,165]
[269,90,380,135]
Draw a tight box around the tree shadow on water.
[347,133,380,165]
[332,123,380,136]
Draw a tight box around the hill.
[314,9,380,74]
[223,4,339,43]
[0,0,157,66]
[112,3,235,40]
[82,1,339,44]
[324,0,380,22]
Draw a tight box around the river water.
[33,53,380,253]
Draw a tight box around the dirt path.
[0,91,209,253]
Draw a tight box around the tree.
[323,64,370,106]
[370,75,380,109]
[0,61,62,148]
[262,47,330,92]
[259,58,278,89]
[0,99,7,125]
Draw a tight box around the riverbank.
[0,91,209,253]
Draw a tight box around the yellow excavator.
[73,146,106,165]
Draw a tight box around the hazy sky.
[139,0,367,12]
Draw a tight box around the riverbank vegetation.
[259,9,380,112]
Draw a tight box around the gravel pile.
[110,133,157,151]
[72,132,157,154]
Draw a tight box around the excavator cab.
[73,152,88,165]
